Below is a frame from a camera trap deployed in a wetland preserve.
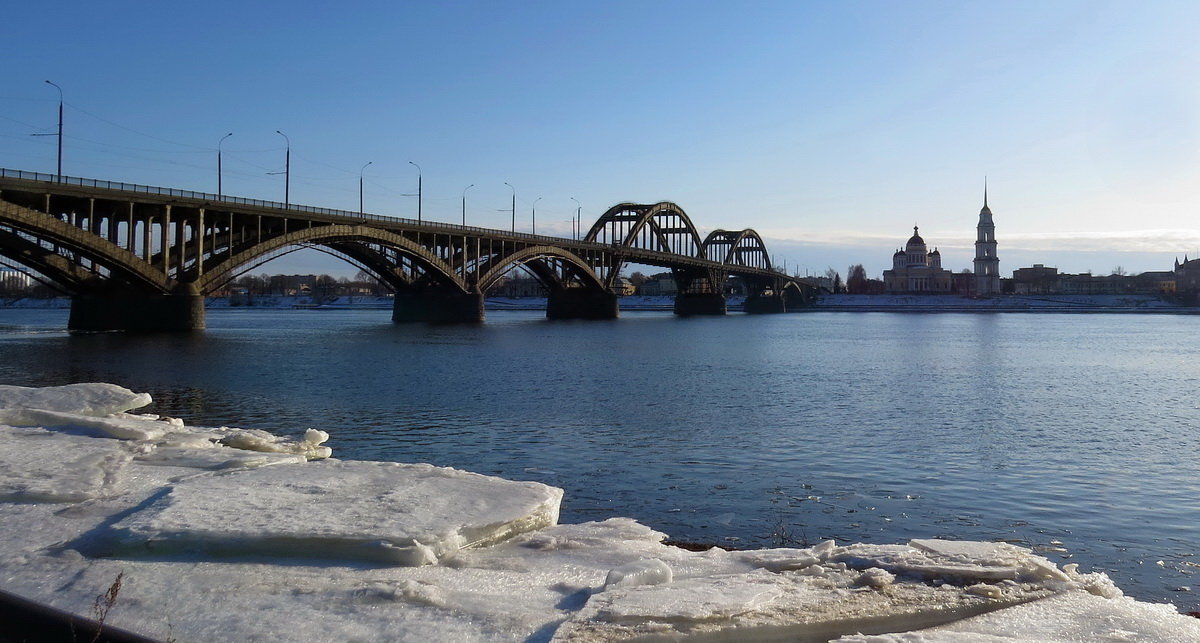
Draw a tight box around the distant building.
[973,187,1000,295]
[1136,271,1176,294]
[612,277,635,296]
[638,273,677,296]
[882,226,953,293]
[0,270,33,292]
[1176,257,1200,291]
[1012,264,1059,295]
[490,277,544,297]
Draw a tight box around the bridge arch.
[584,202,704,258]
[701,228,773,271]
[476,245,607,294]
[0,200,172,294]
[197,224,468,294]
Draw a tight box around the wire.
[67,102,212,150]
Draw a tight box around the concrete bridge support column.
[673,293,727,316]
[743,294,786,314]
[68,285,206,332]
[392,291,484,323]
[546,289,619,320]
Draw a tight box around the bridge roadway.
[0,169,814,331]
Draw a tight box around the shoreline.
[2,293,1195,315]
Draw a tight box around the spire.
[984,176,988,209]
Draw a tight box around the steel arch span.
[583,202,704,285]
[702,229,773,272]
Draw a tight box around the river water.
[1,307,1198,609]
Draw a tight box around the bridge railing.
[0,167,587,247]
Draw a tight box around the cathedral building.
[883,226,953,293]
[882,187,1000,295]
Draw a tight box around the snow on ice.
[1,383,1198,641]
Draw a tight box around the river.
[1,307,1197,609]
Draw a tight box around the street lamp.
[570,197,581,240]
[45,80,63,181]
[461,184,474,226]
[408,161,422,222]
[504,182,516,232]
[532,196,542,235]
[359,161,373,215]
[271,130,290,208]
[217,132,233,198]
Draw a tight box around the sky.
[4,1,1200,279]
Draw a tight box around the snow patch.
[0,428,131,502]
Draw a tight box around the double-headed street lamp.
[532,197,542,235]
[462,183,474,226]
[359,161,373,215]
[504,182,516,232]
[409,161,422,222]
[217,132,233,198]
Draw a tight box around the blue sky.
[5,1,1199,278]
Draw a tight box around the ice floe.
[94,460,563,565]
[1,382,1199,642]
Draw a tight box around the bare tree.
[824,268,841,293]
[846,264,869,294]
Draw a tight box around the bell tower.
[973,180,1000,295]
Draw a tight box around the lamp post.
[570,197,581,240]
[217,132,233,198]
[532,196,542,235]
[408,161,422,222]
[359,161,373,216]
[461,183,474,226]
[274,130,290,208]
[45,80,63,181]
[504,182,515,232]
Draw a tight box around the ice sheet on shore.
[0,427,132,502]
[0,382,151,416]
[0,382,332,457]
[95,460,564,565]
[3,382,1200,642]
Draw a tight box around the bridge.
[0,169,814,331]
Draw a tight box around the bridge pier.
[673,293,727,316]
[546,289,619,320]
[68,286,205,332]
[392,291,484,323]
[743,294,786,314]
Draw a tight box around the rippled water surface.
[2,307,1199,608]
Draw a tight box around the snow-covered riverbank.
[1,383,1198,641]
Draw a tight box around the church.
[883,189,999,295]
[883,226,953,293]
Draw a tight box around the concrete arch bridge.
[0,169,814,331]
